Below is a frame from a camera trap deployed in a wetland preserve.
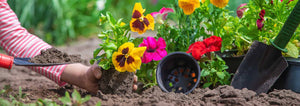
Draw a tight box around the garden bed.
[1,37,300,105]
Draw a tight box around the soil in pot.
[98,68,134,95]
[29,48,82,63]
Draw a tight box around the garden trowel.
[231,0,300,94]
[0,53,70,69]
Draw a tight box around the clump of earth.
[29,48,82,64]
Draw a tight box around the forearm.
[0,1,67,86]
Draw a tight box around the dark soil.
[98,68,134,95]
[1,36,300,106]
[29,48,82,64]
[95,85,300,105]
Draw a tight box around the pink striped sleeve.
[0,1,67,86]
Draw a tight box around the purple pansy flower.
[139,37,167,63]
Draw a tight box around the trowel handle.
[271,0,300,52]
[0,54,14,69]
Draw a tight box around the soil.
[98,69,134,95]
[29,48,82,64]
[1,34,300,105]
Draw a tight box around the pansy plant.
[112,42,146,72]
[130,3,155,34]
[91,2,157,71]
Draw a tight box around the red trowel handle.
[0,54,14,69]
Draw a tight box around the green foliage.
[157,0,230,52]
[155,0,232,88]
[0,86,95,106]
[90,12,132,70]
[0,85,13,97]
[200,54,231,88]
[0,86,27,106]
[59,90,91,106]
[222,0,300,56]
[35,99,59,106]
[136,61,158,88]
[7,0,99,45]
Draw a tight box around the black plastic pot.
[156,52,201,94]
[216,50,245,74]
[271,57,300,93]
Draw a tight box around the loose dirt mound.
[29,48,82,63]
[94,85,300,105]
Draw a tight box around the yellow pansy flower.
[210,0,229,8]
[178,0,200,15]
[112,42,146,72]
[130,3,154,34]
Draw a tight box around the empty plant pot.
[156,52,201,94]
[272,57,300,93]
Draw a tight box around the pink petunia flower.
[139,37,167,63]
[150,7,174,24]
[236,3,247,18]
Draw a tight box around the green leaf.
[211,68,217,73]
[90,59,96,65]
[0,98,11,106]
[106,12,116,26]
[285,42,299,58]
[72,90,81,102]
[0,89,5,95]
[117,18,123,26]
[98,34,106,38]
[201,69,210,77]
[96,101,102,106]
[216,72,225,79]
[99,60,111,70]
[203,82,212,88]
[93,48,102,59]
[105,50,113,59]
[59,92,72,105]
[81,95,91,103]
[105,42,117,50]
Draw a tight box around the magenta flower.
[257,19,264,30]
[281,0,294,3]
[236,3,247,18]
[257,9,265,30]
[150,7,174,24]
[139,37,167,63]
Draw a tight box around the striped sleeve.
[0,1,67,86]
